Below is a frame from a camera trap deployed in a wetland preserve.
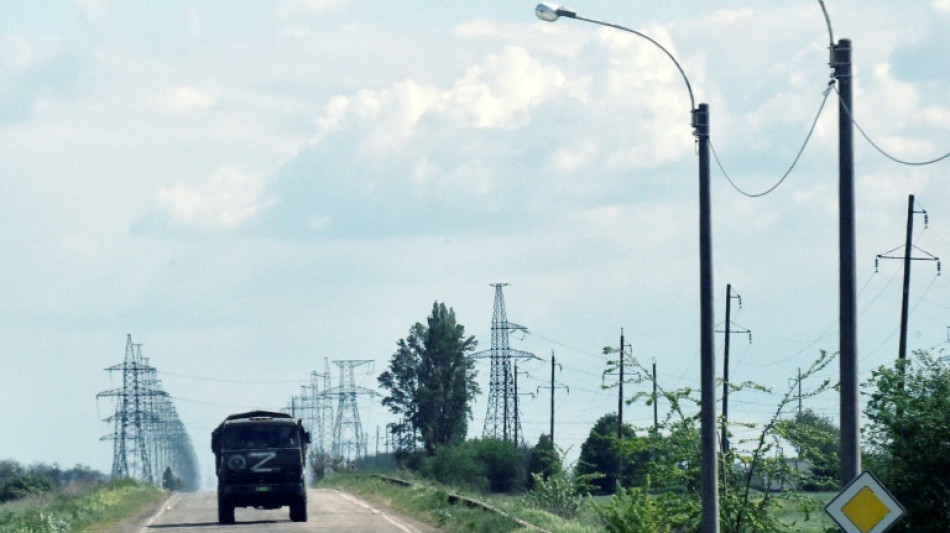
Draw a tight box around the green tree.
[378,302,479,455]
[378,323,424,453]
[575,413,637,494]
[864,350,950,533]
[775,408,839,490]
[526,434,562,490]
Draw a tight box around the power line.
[157,370,307,385]
[831,84,950,166]
[712,82,834,198]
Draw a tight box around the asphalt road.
[138,489,441,533]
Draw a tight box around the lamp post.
[535,5,718,532]
[817,0,860,487]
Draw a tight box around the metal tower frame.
[97,334,198,488]
[473,283,538,445]
[329,360,376,463]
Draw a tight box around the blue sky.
[1,0,949,485]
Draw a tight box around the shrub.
[422,442,487,491]
[593,484,699,533]
[526,434,562,490]
[416,438,527,493]
[522,472,589,519]
[473,438,527,493]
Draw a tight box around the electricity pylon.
[473,283,538,444]
[98,335,197,488]
[329,360,377,462]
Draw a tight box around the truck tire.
[289,496,307,522]
[218,495,235,524]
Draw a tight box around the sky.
[1,1,949,487]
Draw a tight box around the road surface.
[136,489,441,533]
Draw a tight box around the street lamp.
[817,0,860,488]
[535,4,718,532]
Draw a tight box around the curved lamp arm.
[535,2,696,112]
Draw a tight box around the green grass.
[320,473,600,533]
[322,473,839,533]
[0,479,165,533]
[767,491,836,533]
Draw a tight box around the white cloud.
[287,0,348,13]
[161,86,216,113]
[934,0,950,14]
[156,168,272,230]
[73,0,111,26]
[0,35,41,72]
[446,46,564,129]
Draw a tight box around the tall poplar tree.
[379,302,479,455]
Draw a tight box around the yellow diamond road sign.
[826,471,904,533]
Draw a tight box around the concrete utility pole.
[652,360,659,432]
[534,7,717,532]
[798,368,803,416]
[874,194,939,388]
[834,38,861,487]
[537,351,568,444]
[618,329,626,441]
[718,284,750,453]
[550,355,557,440]
[899,195,917,365]
[512,364,534,447]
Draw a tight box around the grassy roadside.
[0,479,165,533]
[320,473,600,533]
[321,473,836,533]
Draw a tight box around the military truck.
[211,410,310,524]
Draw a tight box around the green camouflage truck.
[211,410,310,524]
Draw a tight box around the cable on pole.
[713,82,834,198]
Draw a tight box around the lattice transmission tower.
[97,335,198,488]
[473,283,537,446]
[309,360,334,468]
[286,358,335,475]
[98,337,160,483]
[329,360,377,462]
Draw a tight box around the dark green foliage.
[472,438,526,493]
[863,351,950,533]
[775,409,840,490]
[422,443,485,491]
[526,434,562,490]
[575,413,637,494]
[379,302,479,456]
[418,438,527,493]
[0,461,105,503]
[416,303,479,453]
[620,427,699,493]
[378,323,424,454]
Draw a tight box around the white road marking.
[139,492,181,533]
[333,490,420,533]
